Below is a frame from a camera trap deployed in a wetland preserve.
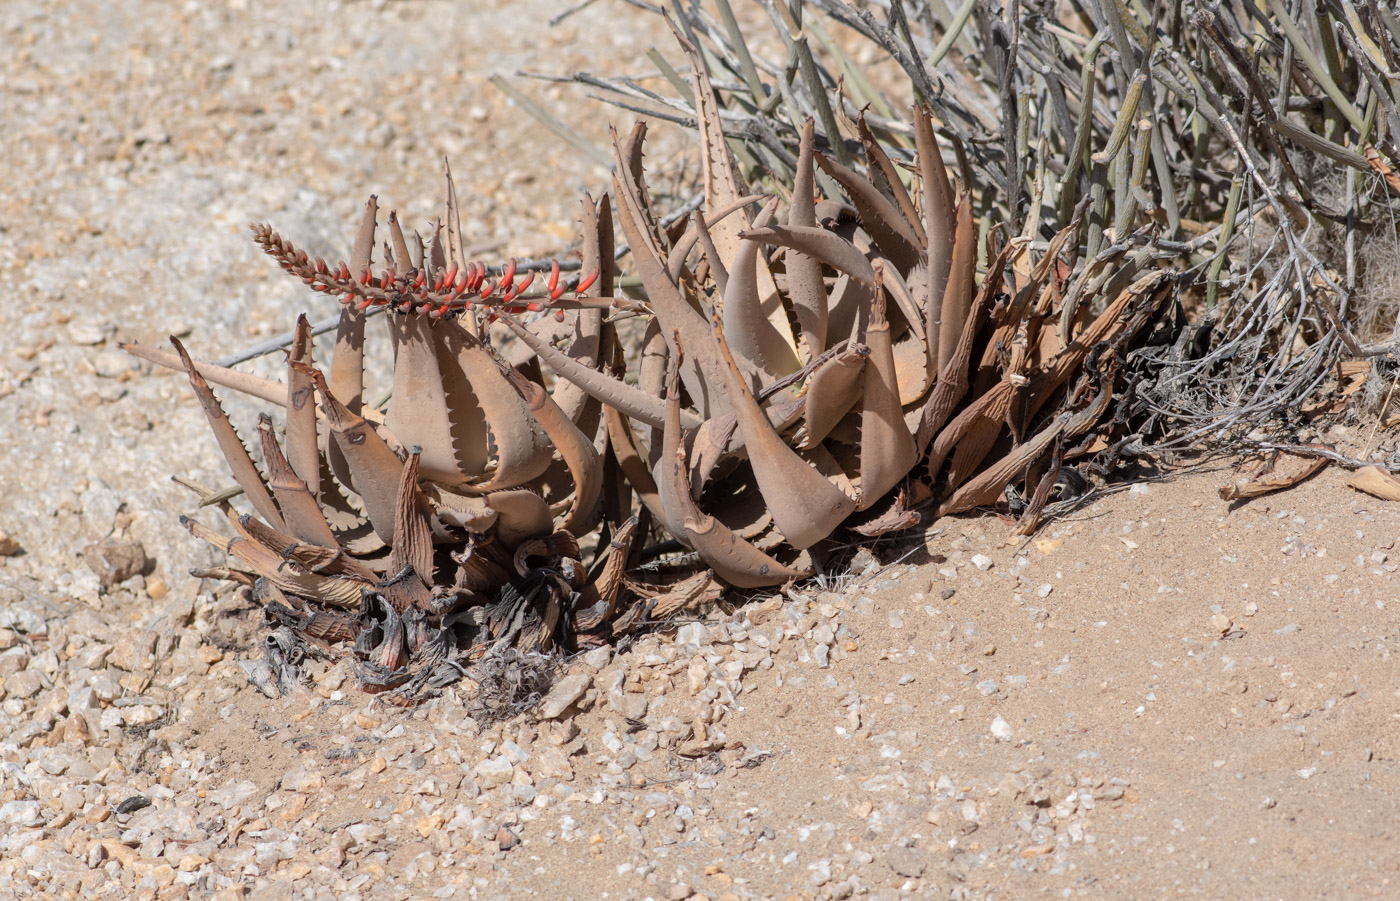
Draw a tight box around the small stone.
[885,845,926,878]
[496,826,520,850]
[971,554,994,571]
[82,538,150,590]
[68,323,110,346]
[582,647,612,670]
[667,883,694,900]
[609,691,648,721]
[280,768,324,793]
[533,747,574,780]
[539,672,593,719]
[0,532,20,557]
[5,670,42,699]
[145,577,169,601]
[475,756,515,787]
[119,705,164,727]
[0,800,42,827]
[346,823,386,846]
[990,715,1013,740]
[676,623,706,647]
[1210,613,1233,634]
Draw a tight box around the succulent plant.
[124,22,1179,699]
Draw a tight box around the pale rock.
[990,715,1013,740]
[533,747,574,780]
[582,647,612,670]
[280,767,324,793]
[5,670,42,699]
[609,691,647,721]
[89,671,120,702]
[120,705,164,727]
[207,780,259,810]
[346,823,386,846]
[539,673,592,719]
[475,755,515,787]
[0,801,41,827]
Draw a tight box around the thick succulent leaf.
[431,488,498,532]
[324,196,379,499]
[443,162,464,270]
[495,357,603,536]
[721,197,800,376]
[857,112,923,245]
[915,107,957,351]
[550,193,613,426]
[329,196,377,414]
[801,343,869,448]
[286,315,321,499]
[787,119,828,358]
[825,272,874,347]
[666,193,767,284]
[857,272,918,510]
[120,341,287,407]
[656,342,809,588]
[693,210,729,296]
[255,414,338,548]
[711,304,856,550]
[497,311,701,431]
[937,193,976,376]
[386,314,463,484]
[301,363,403,543]
[484,488,553,549]
[604,404,667,529]
[742,224,876,288]
[437,321,554,492]
[432,324,491,478]
[637,318,668,465]
[172,337,287,533]
[611,132,731,419]
[672,17,799,370]
[384,449,434,612]
[815,153,923,275]
[386,211,413,271]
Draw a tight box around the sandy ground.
[2,1,1399,899]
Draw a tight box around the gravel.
[4,0,1397,898]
